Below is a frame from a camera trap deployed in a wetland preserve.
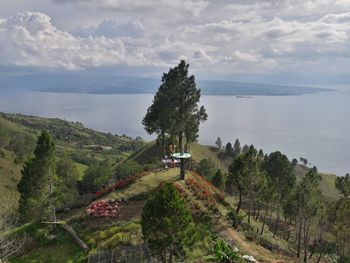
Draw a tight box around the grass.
[107,168,180,201]
[0,153,21,213]
[294,164,340,201]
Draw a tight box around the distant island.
[0,74,334,96]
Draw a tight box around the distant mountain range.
[0,74,333,96]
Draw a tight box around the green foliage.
[115,160,144,180]
[209,238,242,263]
[143,60,207,179]
[196,158,217,181]
[215,137,222,149]
[335,173,350,199]
[141,182,195,261]
[211,169,224,190]
[233,139,241,156]
[17,130,56,221]
[88,222,142,250]
[225,142,233,156]
[332,199,350,255]
[55,154,80,206]
[77,160,113,194]
[227,210,245,228]
[263,151,296,202]
[339,255,350,263]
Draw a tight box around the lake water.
[0,88,349,176]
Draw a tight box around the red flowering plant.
[185,178,217,209]
[174,182,205,217]
[189,171,229,206]
[86,199,119,218]
[95,171,150,198]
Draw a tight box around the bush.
[0,149,5,158]
[209,238,242,263]
[77,161,113,194]
[88,223,142,249]
[86,200,119,218]
[115,160,144,180]
[339,255,350,263]
[196,159,217,180]
[227,210,244,228]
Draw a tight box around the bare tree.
[0,207,25,262]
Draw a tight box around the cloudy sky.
[1,0,350,84]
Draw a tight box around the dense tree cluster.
[222,143,350,261]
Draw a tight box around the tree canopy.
[143,60,207,179]
[141,182,194,262]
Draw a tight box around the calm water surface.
[0,89,349,176]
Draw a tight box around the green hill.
[0,112,143,213]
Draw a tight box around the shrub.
[209,238,242,263]
[86,200,119,218]
[88,223,142,249]
[95,171,149,197]
[227,210,244,228]
[115,160,144,179]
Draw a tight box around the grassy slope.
[13,169,296,263]
[294,164,340,201]
[0,112,140,213]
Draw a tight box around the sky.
[1,0,350,84]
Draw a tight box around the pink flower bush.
[86,199,119,218]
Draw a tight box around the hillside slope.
[0,112,143,212]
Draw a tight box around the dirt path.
[217,220,297,263]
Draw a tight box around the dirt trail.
[217,221,297,263]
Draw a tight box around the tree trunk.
[303,219,309,263]
[297,216,303,258]
[273,208,280,238]
[255,204,261,220]
[161,131,166,159]
[236,191,242,213]
[316,250,324,263]
[178,132,183,154]
[180,159,186,180]
[248,198,251,225]
[260,203,268,235]
[286,231,291,242]
[48,168,56,223]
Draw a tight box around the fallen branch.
[62,224,89,251]
[43,221,89,251]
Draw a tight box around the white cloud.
[2,0,350,78]
[0,11,154,70]
[53,0,209,16]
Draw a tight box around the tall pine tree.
[143,60,207,179]
[17,130,56,221]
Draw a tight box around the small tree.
[335,173,350,199]
[225,142,233,156]
[233,139,241,156]
[215,137,222,149]
[212,169,225,190]
[141,182,194,262]
[196,158,217,181]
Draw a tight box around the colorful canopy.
[171,152,191,159]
